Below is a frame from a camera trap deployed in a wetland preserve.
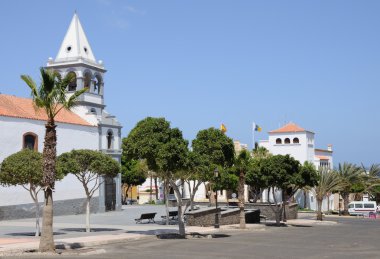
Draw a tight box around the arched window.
[284,138,290,144]
[94,74,102,94]
[67,71,77,91]
[107,130,113,149]
[23,132,38,150]
[293,137,299,144]
[84,72,92,89]
[276,138,282,144]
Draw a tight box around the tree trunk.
[303,189,308,209]
[272,188,281,226]
[154,177,158,200]
[282,190,287,223]
[39,123,57,253]
[85,197,91,232]
[316,198,323,221]
[238,170,246,229]
[123,185,130,204]
[164,180,170,225]
[170,180,186,237]
[342,192,350,215]
[33,192,40,237]
[149,174,153,202]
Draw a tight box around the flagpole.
[252,122,255,151]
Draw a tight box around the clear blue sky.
[1,1,379,166]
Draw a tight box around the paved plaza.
[0,206,379,258]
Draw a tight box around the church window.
[84,47,88,53]
[84,72,92,89]
[284,138,290,144]
[66,46,72,52]
[94,75,102,94]
[23,132,38,150]
[276,138,282,144]
[293,137,299,144]
[107,130,114,149]
[90,108,96,114]
[67,72,77,91]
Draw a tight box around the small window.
[67,72,77,91]
[107,130,114,149]
[348,204,354,209]
[293,137,299,144]
[90,108,96,114]
[364,203,374,208]
[355,204,363,208]
[276,138,282,144]
[84,72,92,89]
[284,138,290,144]
[23,132,38,150]
[66,46,72,52]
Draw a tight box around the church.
[0,14,122,220]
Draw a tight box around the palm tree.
[313,168,342,221]
[361,164,380,200]
[336,163,363,215]
[235,149,252,229]
[21,68,86,252]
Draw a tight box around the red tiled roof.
[0,94,93,126]
[269,122,307,133]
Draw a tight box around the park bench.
[161,210,178,221]
[135,213,156,224]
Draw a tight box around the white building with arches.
[0,13,122,220]
[258,122,334,211]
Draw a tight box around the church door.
[104,176,116,211]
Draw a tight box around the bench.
[135,213,156,223]
[161,211,178,221]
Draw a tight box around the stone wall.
[245,203,298,220]
[186,207,221,227]
[0,197,99,221]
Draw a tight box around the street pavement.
[0,207,379,258]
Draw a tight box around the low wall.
[0,197,99,221]
[245,203,298,220]
[186,207,261,226]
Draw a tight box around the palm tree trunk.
[282,190,287,223]
[342,192,350,215]
[238,170,246,229]
[316,198,323,221]
[39,123,57,253]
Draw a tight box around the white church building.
[0,14,122,220]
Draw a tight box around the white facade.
[0,13,122,216]
[258,122,334,211]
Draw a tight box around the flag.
[220,124,227,133]
[253,122,262,132]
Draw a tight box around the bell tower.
[46,13,122,212]
[46,13,106,123]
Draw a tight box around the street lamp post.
[214,167,220,229]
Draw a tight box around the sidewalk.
[0,205,339,255]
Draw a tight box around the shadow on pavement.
[6,232,66,236]
[60,228,122,232]
[126,229,178,236]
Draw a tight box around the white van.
[348,201,377,215]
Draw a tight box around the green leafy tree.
[336,163,363,215]
[255,155,318,225]
[122,117,192,235]
[0,149,43,236]
[57,149,120,232]
[21,68,86,252]
[313,168,342,220]
[192,128,235,205]
[121,159,148,204]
